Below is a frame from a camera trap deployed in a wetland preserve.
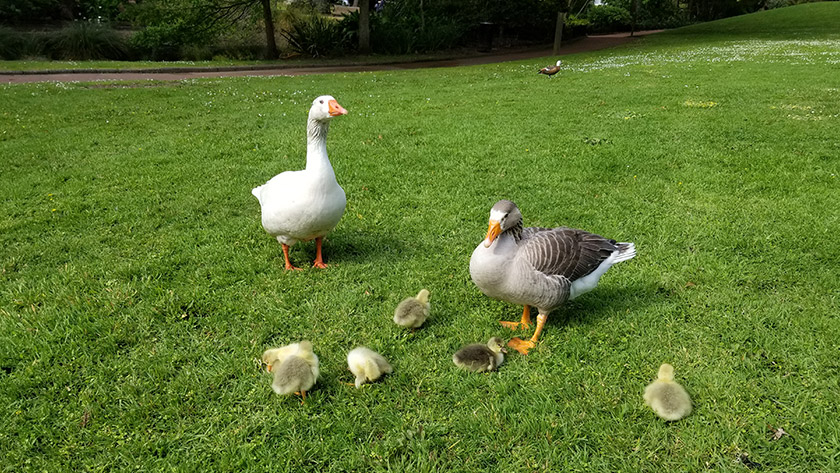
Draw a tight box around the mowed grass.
[0,51,498,72]
[1,3,839,471]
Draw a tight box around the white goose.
[469,200,636,355]
[252,95,348,270]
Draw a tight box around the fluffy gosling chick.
[261,342,302,372]
[643,363,692,421]
[453,337,507,372]
[267,341,319,403]
[347,346,393,388]
[393,289,431,329]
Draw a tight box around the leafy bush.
[587,5,632,33]
[338,8,466,54]
[180,32,266,61]
[766,0,825,9]
[606,0,690,29]
[563,15,590,40]
[0,27,28,59]
[45,21,129,60]
[279,10,349,57]
[129,25,188,60]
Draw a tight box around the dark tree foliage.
[123,0,280,59]
[0,0,134,24]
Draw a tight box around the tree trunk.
[359,0,370,53]
[261,0,279,60]
[420,0,425,33]
[552,11,566,55]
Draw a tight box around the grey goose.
[469,200,636,355]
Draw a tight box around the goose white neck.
[305,118,333,174]
[484,230,518,254]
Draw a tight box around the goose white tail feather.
[251,185,263,202]
[614,242,636,263]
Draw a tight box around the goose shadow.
[540,282,662,330]
[318,231,410,266]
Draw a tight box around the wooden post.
[553,11,566,55]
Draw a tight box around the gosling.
[265,341,319,403]
[643,363,692,421]
[453,337,507,372]
[393,289,431,329]
[347,346,393,388]
[261,342,302,372]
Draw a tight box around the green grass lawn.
[1,3,839,471]
[0,49,505,73]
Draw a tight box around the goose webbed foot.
[282,244,304,271]
[312,237,328,269]
[499,320,530,330]
[507,312,548,355]
[499,305,532,331]
[507,338,536,355]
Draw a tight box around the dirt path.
[1,31,662,84]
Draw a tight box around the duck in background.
[538,60,562,78]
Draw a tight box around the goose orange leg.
[507,312,548,355]
[312,237,328,269]
[295,390,307,404]
[500,305,532,331]
[282,244,303,271]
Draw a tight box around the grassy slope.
[1,3,839,471]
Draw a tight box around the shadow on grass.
[321,231,410,266]
[550,282,661,329]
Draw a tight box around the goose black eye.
[319,100,324,104]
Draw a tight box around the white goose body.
[252,95,348,269]
[253,155,345,246]
[469,200,636,354]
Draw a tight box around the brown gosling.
[453,337,507,373]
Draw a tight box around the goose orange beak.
[483,220,502,247]
[328,99,348,116]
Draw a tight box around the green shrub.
[338,9,466,54]
[46,21,129,60]
[563,15,590,40]
[279,11,349,58]
[129,25,187,61]
[587,5,632,33]
[0,27,28,60]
